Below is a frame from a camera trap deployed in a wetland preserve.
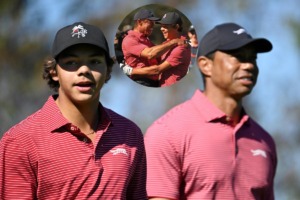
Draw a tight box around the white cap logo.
[71,25,87,38]
[233,28,246,35]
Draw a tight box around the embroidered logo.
[71,25,87,38]
[233,28,246,35]
[110,148,128,156]
[251,149,267,158]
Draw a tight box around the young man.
[121,9,185,87]
[0,22,147,199]
[122,12,191,87]
[156,12,191,87]
[145,23,277,199]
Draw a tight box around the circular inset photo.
[115,4,198,88]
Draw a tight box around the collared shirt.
[122,30,158,80]
[122,30,158,69]
[159,36,191,87]
[0,95,147,200]
[145,90,277,200]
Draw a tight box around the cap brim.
[156,20,167,24]
[219,38,273,53]
[250,38,273,53]
[147,17,160,21]
[53,42,108,59]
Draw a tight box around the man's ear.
[197,56,212,77]
[50,67,59,81]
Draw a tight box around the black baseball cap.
[157,12,182,25]
[198,22,273,57]
[133,9,160,21]
[52,22,112,61]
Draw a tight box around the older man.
[145,23,277,199]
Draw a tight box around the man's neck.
[203,90,243,125]
[55,95,100,131]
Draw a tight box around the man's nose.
[77,64,91,75]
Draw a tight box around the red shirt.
[0,95,147,200]
[122,30,158,68]
[122,30,158,80]
[159,36,191,87]
[145,90,277,200]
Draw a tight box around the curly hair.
[42,55,114,92]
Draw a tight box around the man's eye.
[236,55,257,63]
[91,59,102,64]
[65,61,78,66]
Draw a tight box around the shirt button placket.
[93,142,103,167]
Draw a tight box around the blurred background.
[0,0,299,199]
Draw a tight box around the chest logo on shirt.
[251,149,267,158]
[110,148,128,156]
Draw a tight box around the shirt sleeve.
[122,35,148,57]
[126,126,147,200]
[0,131,37,199]
[165,45,186,67]
[144,122,181,199]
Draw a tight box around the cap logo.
[71,25,87,38]
[233,28,246,35]
[163,14,167,18]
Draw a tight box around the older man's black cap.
[133,9,160,21]
[157,12,182,26]
[198,22,273,57]
[52,22,112,61]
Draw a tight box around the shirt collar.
[191,90,249,123]
[42,95,112,133]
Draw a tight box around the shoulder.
[2,108,43,138]
[248,118,274,138]
[145,99,194,139]
[0,108,43,155]
[170,43,191,56]
[247,117,277,150]
[1,96,60,147]
[105,108,138,126]
[104,107,143,137]
[123,31,138,42]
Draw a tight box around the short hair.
[42,54,114,92]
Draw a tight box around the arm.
[131,65,160,77]
[0,132,37,199]
[141,38,186,60]
[132,43,191,77]
[132,61,172,78]
[120,61,172,77]
[144,123,181,199]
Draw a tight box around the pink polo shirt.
[0,95,147,200]
[122,30,158,68]
[145,90,277,200]
[122,30,159,81]
[159,36,191,87]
